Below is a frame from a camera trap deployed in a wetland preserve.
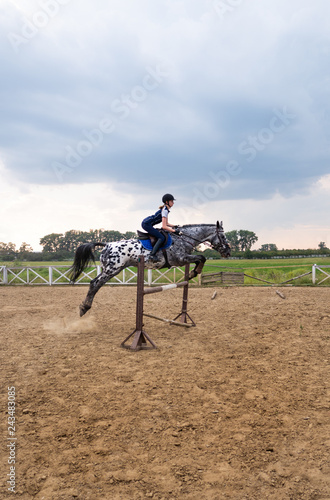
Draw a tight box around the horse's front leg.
[179,254,206,279]
[189,255,206,279]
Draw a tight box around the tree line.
[0,229,136,261]
[39,229,136,253]
[0,228,328,261]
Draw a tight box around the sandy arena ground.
[1,285,330,499]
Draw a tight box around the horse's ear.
[216,220,220,228]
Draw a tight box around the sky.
[1,0,330,251]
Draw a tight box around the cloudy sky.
[1,0,330,251]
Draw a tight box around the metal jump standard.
[121,255,196,351]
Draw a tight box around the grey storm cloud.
[1,0,330,201]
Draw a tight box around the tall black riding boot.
[149,238,164,262]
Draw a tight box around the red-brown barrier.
[121,255,195,351]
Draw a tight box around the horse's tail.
[68,242,106,283]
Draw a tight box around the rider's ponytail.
[159,204,165,209]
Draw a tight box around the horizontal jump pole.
[143,312,193,327]
[144,281,188,295]
[243,273,274,284]
[279,271,312,285]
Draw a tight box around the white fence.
[0,263,329,286]
[0,265,199,286]
[312,264,330,285]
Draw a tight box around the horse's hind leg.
[79,272,107,316]
[79,268,122,316]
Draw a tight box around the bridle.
[213,225,228,252]
[178,224,227,252]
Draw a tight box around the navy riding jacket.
[142,206,170,227]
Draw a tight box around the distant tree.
[40,233,64,252]
[225,230,258,252]
[61,230,81,251]
[99,230,123,242]
[225,230,240,251]
[39,229,135,253]
[0,242,17,261]
[318,241,327,249]
[238,230,258,251]
[123,231,137,240]
[260,243,278,251]
[19,242,33,253]
[0,242,16,253]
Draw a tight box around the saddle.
[137,229,173,268]
[137,229,170,247]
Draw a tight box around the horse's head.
[208,221,231,258]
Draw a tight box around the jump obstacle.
[121,255,196,351]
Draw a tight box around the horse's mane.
[181,223,215,228]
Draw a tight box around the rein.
[178,227,225,251]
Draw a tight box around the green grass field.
[202,257,330,286]
[1,257,329,286]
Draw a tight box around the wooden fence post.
[312,264,316,284]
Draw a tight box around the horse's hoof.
[79,304,90,317]
[189,270,197,280]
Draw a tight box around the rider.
[142,194,179,262]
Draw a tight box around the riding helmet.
[162,193,175,203]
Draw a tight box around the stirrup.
[148,253,161,262]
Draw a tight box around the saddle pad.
[139,234,172,251]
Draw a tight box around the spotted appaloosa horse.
[69,221,231,316]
